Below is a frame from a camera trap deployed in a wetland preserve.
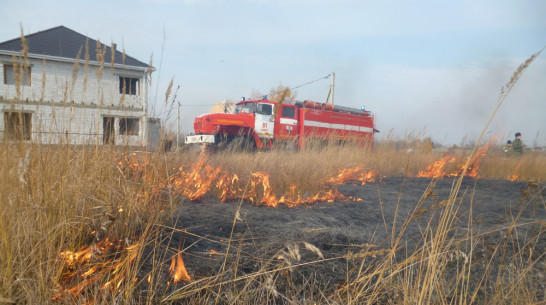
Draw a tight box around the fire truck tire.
[216,134,256,151]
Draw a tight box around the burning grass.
[0,139,544,304]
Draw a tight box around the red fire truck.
[184,99,376,149]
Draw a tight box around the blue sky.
[2,0,545,146]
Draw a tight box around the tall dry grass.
[1,135,543,303]
[200,139,545,187]
[0,143,172,303]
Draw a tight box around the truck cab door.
[255,103,274,139]
[275,105,299,141]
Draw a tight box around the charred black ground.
[165,177,545,299]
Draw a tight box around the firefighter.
[512,132,523,155]
[503,140,512,155]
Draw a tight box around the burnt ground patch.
[165,177,545,299]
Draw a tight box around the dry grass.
[0,143,171,303]
[1,137,544,304]
[1,29,545,303]
[201,140,545,186]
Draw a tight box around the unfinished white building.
[0,25,158,147]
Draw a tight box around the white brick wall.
[0,102,146,145]
[0,55,149,146]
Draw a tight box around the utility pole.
[331,72,335,105]
[325,72,335,105]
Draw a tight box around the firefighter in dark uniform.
[512,132,523,155]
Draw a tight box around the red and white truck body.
[185,99,376,149]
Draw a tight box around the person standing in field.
[512,132,523,155]
[504,140,512,155]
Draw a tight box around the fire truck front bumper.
[185,134,216,144]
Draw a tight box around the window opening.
[4,111,32,140]
[257,103,273,115]
[235,103,256,114]
[103,117,115,145]
[119,77,139,95]
[3,65,31,86]
[119,117,140,135]
[281,106,295,118]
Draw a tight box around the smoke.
[365,56,546,147]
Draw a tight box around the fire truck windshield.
[235,102,256,114]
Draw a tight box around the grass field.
[0,140,544,304]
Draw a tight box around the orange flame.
[53,238,140,302]
[119,146,503,208]
[216,173,240,201]
[327,166,377,185]
[415,145,492,179]
[416,154,456,178]
[508,174,519,181]
[238,171,360,207]
[464,145,490,178]
[118,154,369,207]
[171,161,223,201]
[507,162,522,181]
[169,248,191,284]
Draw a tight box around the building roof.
[0,25,149,69]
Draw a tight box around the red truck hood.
[193,112,255,134]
